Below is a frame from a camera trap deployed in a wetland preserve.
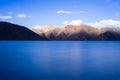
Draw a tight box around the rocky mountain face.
[31,24,57,36]
[0,22,48,40]
[32,25,120,41]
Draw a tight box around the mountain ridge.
[0,21,120,40]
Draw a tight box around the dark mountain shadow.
[66,31,94,40]
[96,31,120,41]
[0,21,48,40]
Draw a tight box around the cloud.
[17,14,31,18]
[33,25,43,29]
[0,13,31,19]
[57,10,73,14]
[87,19,120,28]
[57,10,85,14]
[0,15,12,19]
[62,19,120,28]
[62,20,83,25]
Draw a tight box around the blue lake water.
[0,41,120,80]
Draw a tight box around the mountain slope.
[0,22,48,40]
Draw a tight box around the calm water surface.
[0,41,120,80]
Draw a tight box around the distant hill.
[0,22,48,40]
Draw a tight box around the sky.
[0,0,120,28]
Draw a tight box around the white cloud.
[17,14,31,18]
[57,10,73,14]
[62,19,120,28]
[62,20,83,25]
[57,10,85,14]
[87,19,120,28]
[33,25,43,29]
[0,15,12,19]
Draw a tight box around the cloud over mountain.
[62,20,83,25]
[88,19,120,28]
[62,19,120,28]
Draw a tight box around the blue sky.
[0,0,120,28]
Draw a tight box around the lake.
[0,41,120,80]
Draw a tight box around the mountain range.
[31,24,120,40]
[0,21,120,40]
